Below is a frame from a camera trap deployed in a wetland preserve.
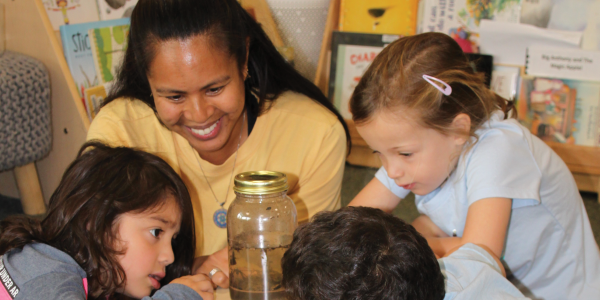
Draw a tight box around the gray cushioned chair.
[0,51,51,216]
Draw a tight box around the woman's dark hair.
[282,206,445,300]
[0,141,195,299]
[104,0,350,152]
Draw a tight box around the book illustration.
[517,77,600,146]
[333,44,385,119]
[84,82,113,119]
[339,0,419,36]
[328,31,400,119]
[419,0,522,53]
[42,0,99,31]
[89,25,130,84]
[97,0,138,20]
[60,18,130,120]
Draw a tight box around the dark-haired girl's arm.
[15,273,88,300]
[144,275,214,300]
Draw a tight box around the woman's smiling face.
[148,34,247,163]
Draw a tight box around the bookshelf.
[1,0,89,203]
[314,0,600,203]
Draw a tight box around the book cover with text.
[60,18,130,118]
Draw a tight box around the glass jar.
[227,171,297,300]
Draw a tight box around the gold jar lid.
[233,171,289,195]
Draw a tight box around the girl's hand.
[193,247,230,289]
[412,215,449,238]
[170,274,214,299]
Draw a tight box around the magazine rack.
[0,0,88,203]
[314,0,600,202]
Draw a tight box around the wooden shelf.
[314,0,600,202]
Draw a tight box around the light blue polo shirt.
[376,111,600,299]
[441,243,529,300]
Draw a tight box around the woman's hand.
[193,247,230,289]
[170,274,215,299]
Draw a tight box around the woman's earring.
[244,68,250,81]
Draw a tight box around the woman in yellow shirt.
[87,0,349,289]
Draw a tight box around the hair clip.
[422,74,452,96]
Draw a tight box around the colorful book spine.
[59,18,130,119]
[339,0,419,36]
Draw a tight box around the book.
[329,31,401,119]
[60,18,130,118]
[418,0,522,53]
[84,82,113,120]
[339,0,419,36]
[89,24,130,84]
[517,76,600,146]
[97,0,138,20]
[526,46,600,82]
[41,0,100,31]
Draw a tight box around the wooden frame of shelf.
[314,0,600,202]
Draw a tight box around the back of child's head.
[0,141,195,298]
[350,32,514,140]
[281,206,445,300]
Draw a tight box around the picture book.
[60,18,130,117]
[84,82,113,120]
[329,31,401,119]
[97,0,138,20]
[517,76,600,146]
[418,0,522,53]
[41,0,100,31]
[89,24,130,84]
[339,0,419,36]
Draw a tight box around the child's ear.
[451,113,471,145]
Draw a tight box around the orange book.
[339,0,418,36]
